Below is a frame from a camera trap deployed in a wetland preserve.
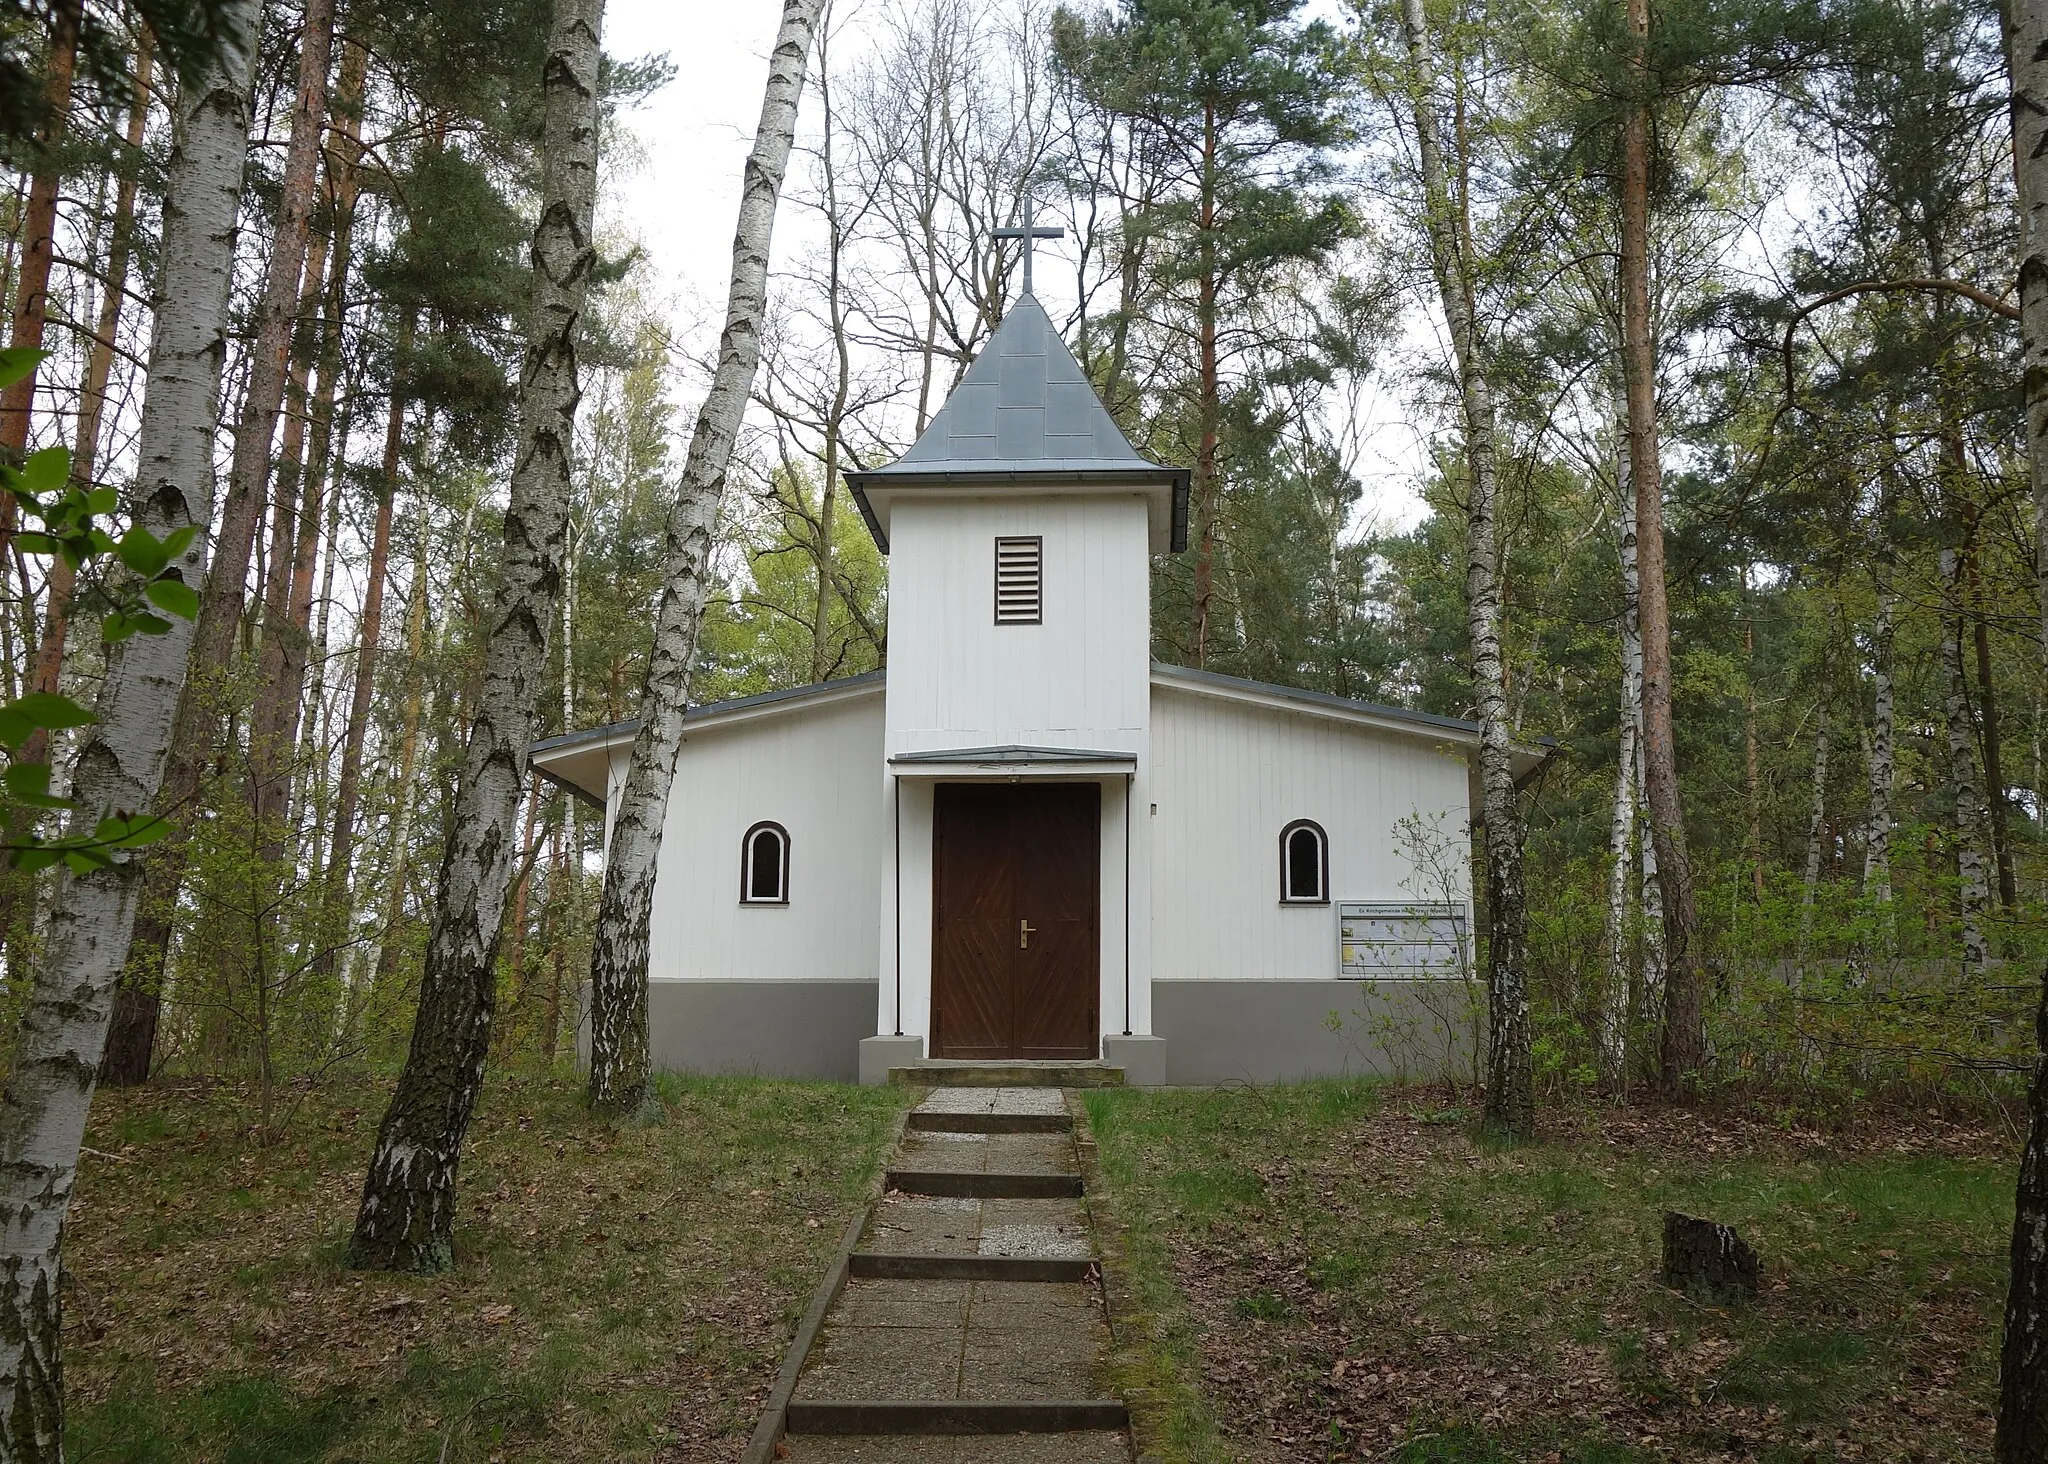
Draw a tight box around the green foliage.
[0,348,195,875]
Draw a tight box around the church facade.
[531,292,1521,1085]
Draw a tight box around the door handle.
[1019,919,1036,949]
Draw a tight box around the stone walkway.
[775,1086,1131,1462]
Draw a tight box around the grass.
[1084,1082,2013,1463]
[64,1066,908,1463]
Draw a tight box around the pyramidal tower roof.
[845,292,1188,553]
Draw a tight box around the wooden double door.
[931,782,1100,1060]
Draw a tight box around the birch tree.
[584,0,826,1115]
[349,0,606,1270]
[1997,0,2048,1425]
[1598,395,1642,1092]
[0,0,261,1447]
[1396,0,1531,1137]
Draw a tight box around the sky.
[599,0,1436,532]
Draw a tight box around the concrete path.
[776,1086,1130,1462]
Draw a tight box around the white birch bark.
[1938,547,1991,977]
[349,0,604,1270]
[1398,0,1531,1136]
[1637,703,1664,1016]
[1864,577,1896,910]
[1997,4,2048,1445]
[586,0,825,1113]
[0,3,261,1450]
[1798,701,1831,960]
[1598,386,1641,1092]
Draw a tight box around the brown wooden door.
[932,782,1099,1060]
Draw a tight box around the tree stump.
[1661,1211,1760,1302]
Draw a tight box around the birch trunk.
[1797,700,1831,962]
[586,0,823,1114]
[2000,0,2048,1442]
[349,0,604,1270]
[1621,0,1706,1091]
[185,0,335,689]
[1399,0,1531,1136]
[1938,547,1991,977]
[0,4,259,1449]
[1599,395,1641,1093]
[1865,576,1896,911]
[366,533,430,996]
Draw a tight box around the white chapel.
[530,285,1517,1085]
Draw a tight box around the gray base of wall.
[647,980,880,1083]
[1153,979,1471,1086]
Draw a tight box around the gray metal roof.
[857,293,1157,477]
[845,293,1189,552]
[888,745,1138,766]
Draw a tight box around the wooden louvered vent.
[994,536,1042,624]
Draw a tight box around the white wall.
[647,692,886,985]
[1149,685,1473,982]
[884,495,1152,755]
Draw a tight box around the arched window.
[1279,820,1328,904]
[741,821,790,904]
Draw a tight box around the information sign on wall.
[1337,902,1469,979]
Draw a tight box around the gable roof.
[526,663,1552,806]
[845,292,1189,553]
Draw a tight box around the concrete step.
[907,1110,1073,1134]
[847,1252,1095,1282]
[778,1432,1129,1462]
[890,1061,1124,1088]
[887,1169,1083,1200]
[784,1398,1129,1435]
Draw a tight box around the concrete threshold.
[889,1062,1125,1088]
[784,1398,1131,1435]
[847,1252,1096,1282]
[886,1169,1084,1199]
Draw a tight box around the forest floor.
[1084,1082,2014,1464]
[62,1067,908,1464]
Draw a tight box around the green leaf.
[19,448,69,496]
[11,847,62,873]
[1,762,69,809]
[95,814,171,849]
[62,850,102,876]
[161,526,198,560]
[0,708,29,749]
[84,486,118,515]
[0,348,48,391]
[144,577,200,620]
[10,693,96,732]
[13,532,61,556]
[116,527,171,578]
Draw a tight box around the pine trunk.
[1620,0,1706,1092]
[585,0,822,1115]
[1188,100,1220,668]
[1999,0,2048,1442]
[1399,0,1531,1136]
[0,6,259,1448]
[0,0,80,471]
[350,0,606,1269]
[253,37,366,838]
[317,320,409,983]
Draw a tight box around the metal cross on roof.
[993,200,1063,299]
